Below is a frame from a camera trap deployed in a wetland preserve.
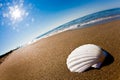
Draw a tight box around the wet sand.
[0,20,120,80]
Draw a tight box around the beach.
[0,20,120,80]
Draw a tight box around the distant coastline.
[0,47,19,64]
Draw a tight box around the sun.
[9,5,25,21]
[11,7,21,20]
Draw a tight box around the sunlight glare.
[9,5,25,21]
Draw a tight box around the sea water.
[33,8,120,43]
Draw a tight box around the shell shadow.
[101,49,114,66]
[85,49,114,72]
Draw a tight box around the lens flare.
[9,5,25,22]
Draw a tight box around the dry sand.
[0,20,120,80]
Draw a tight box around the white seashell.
[66,44,107,73]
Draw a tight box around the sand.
[0,20,120,80]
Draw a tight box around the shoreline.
[26,16,120,46]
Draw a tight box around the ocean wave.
[42,15,120,37]
[27,14,120,45]
[79,14,120,26]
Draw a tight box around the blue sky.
[0,0,120,55]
